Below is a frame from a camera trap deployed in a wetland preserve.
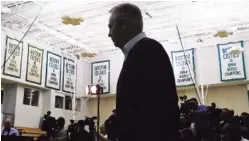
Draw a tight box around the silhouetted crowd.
[2,98,249,141]
[176,96,249,141]
[40,111,97,141]
[100,97,249,141]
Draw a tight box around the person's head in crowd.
[70,120,74,125]
[78,120,85,130]
[222,123,243,141]
[56,117,65,129]
[189,98,198,106]
[240,112,249,119]
[211,102,216,108]
[189,98,198,103]
[108,3,143,48]
[3,119,11,130]
[100,124,107,136]
[47,111,51,116]
[241,112,249,125]
[112,109,116,115]
[230,110,235,116]
[187,98,199,112]
[221,108,232,121]
[241,112,249,117]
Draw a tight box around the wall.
[14,84,44,128]
[2,84,18,115]
[87,96,116,125]
[206,84,249,114]
[1,30,90,127]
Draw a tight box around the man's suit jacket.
[116,37,180,141]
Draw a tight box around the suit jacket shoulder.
[130,37,166,56]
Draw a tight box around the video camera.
[69,116,97,133]
[179,96,223,131]
[85,116,97,130]
[67,116,98,141]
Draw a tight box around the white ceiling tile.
[2,1,249,56]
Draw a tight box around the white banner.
[91,60,110,93]
[3,36,23,78]
[45,52,61,90]
[171,49,195,86]
[26,45,44,84]
[62,57,76,93]
[218,41,246,81]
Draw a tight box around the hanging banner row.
[2,36,77,93]
[2,36,246,90]
[171,41,246,87]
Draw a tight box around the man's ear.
[119,20,126,29]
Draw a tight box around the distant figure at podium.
[41,111,56,138]
[41,111,51,131]
[1,119,19,136]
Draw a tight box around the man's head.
[47,111,51,116]
[240,112,249,126]
[57,117,65,129]
[112,109,116,115]
[221,108,233,121]
[108,3,143,49]
[100,124,107,135]
[70,120,74,124]
[4,119,11,129]
[78,120,85,130]
[222,123,242,141]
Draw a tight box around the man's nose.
[108,32,111,37]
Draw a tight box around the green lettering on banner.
[94,65,107,76]
[3,37,24,78]
[171,49,195,86]
[218,41,246,81]
[26,45,44,84]
[63,58,76,92]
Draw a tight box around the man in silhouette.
[108,3,180,141]
[42,111,56,139]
